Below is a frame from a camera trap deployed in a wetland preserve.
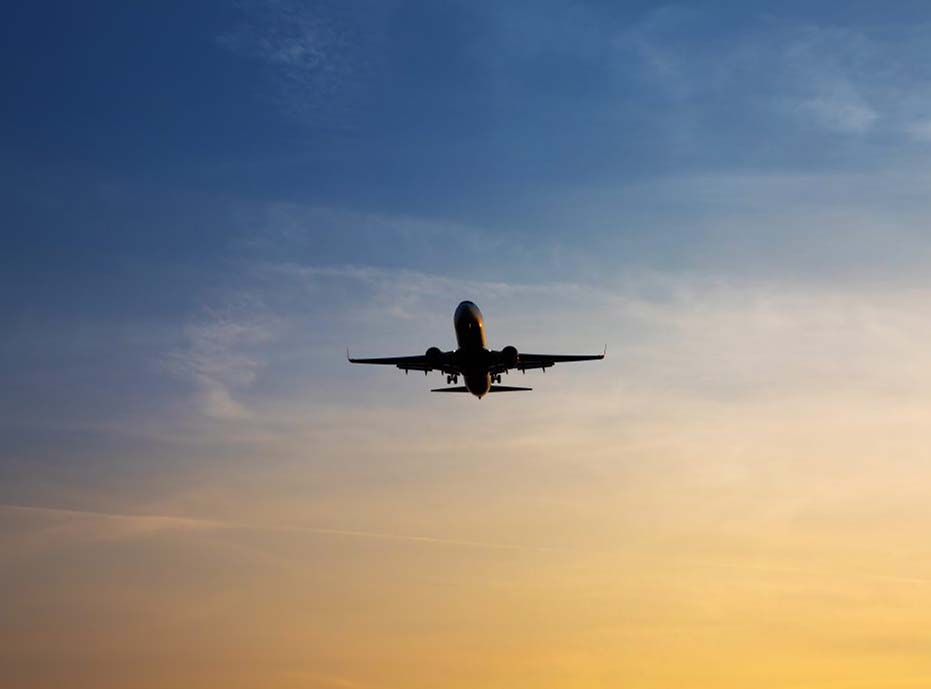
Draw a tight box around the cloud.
[771,22,931,140]
[164,298,281,420]
[794,82,878,133]
[217,0,371,125]
[186,257,931,414]
[615,5,710,102]
[0,503,560,553]
[612,10,931,143]
[778,25,882,134]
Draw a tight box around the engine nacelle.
[500,345,519,368]
[425,346,444,367]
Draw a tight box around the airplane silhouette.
[349,301,605,398]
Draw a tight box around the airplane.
[348,300,605,398]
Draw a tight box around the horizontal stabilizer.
[430,385,533,393]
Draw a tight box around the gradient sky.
[5,2,931,688]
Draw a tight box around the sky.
[4,1,931,687]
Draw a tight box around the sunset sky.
[5,2,931,687]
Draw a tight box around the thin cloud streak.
[0,503,562,554]
[216,0,372,127]
[6,504,931,588]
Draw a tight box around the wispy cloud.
[164,298,280,420]
[171,256,931,423]
[8,503,931,591]
[0,503,561,553]
[777,25,884,135]
[793,81,878,133]
[614,10,931,141]
[217,0,371,126]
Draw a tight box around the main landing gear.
[446,374,459,385]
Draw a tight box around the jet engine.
[425,346,444,367]
[500,345,519,368]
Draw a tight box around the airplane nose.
[456,300,480,316]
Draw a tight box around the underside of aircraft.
[348,301,605,399]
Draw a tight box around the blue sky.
[6,0,931,485]
[6,4,931,686]
[7,1,931,285]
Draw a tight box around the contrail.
[0,503,559,553]
[6,504,931,586]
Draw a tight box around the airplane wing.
[348,348,603,374]
[505,349,605,372]
[347,352,458,374]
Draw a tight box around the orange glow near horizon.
[5,286,931,688]
[5,397,931,688]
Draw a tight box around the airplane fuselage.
[453,300,492,397]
